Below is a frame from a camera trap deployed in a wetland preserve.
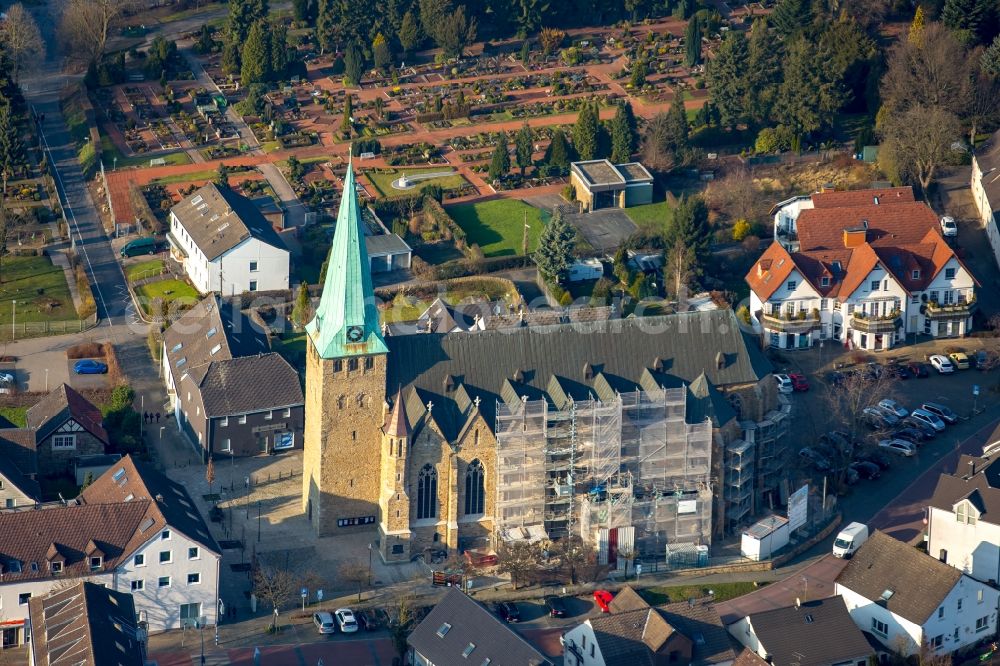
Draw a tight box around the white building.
[971,131,1000,270]
[168,183,289,294]
[835,530,999,656]
[748,187,977,352]
[0,456,219,647]
[928,453,1000,585]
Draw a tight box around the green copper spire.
[306,158,388,359]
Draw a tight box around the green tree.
[770,0,812,38]
[292,0,311,22]
[373,32,391,70]
[221,41,241,74]
[774,37,844,138]
[533,207,577,284]
[437,5,476,58]
[342,94,353,135]
[705,30,749,128]
[270,21,288,78]
[746,18,780,125]
[216,163,230,188]
[515,0,548,36]
[984,35,1000,78]
[545,128,570,170]
[667,195,710,267]
[419,0,451,41]
[240,21,271,85]
[520,39,531,64]
[316,0,338,53]
[227,0,269,55]
[0,102,22,191]
[488,132,510,180]
[343,43,364,86]
[572,103,599,160]
[610,102,634,163]
[399,10,421,56]
[515,122,533,176]
[292,283,313,327]
[684,15,701,67]
[287,155,305,182]
[629,58,647,88]
[941,0,989,45]
[641,97,690,171]
[755,127,779,153]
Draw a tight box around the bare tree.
[705,166,762,225]
[389,594,415,663]
[253,564,295,631]
[205,455,215,495]
[338,561,368,603]
[555,535,596,584]
[878,104,961,193]
[665,243,696,301]
[495,540,539,590]
[0,4,44,83]
[881,23,970,117]
[965,70,1000,149]
[58,0,138,64]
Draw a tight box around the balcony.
[760,311,820,333]
[851,311,902,334]
[925,299,977,320]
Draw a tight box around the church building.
[302,161,789,567]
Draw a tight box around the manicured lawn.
[0,255,75,322]
[640,581,764,605]
[0,406,27,428]
[150,169,217,185]
[271,329,308,369]
[366,168,469,198]
[448,199,550,257]
[625,199,674,233]
[136,278,200,314]
[125,259,165,282]
[100,135,192,169]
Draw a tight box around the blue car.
[73,359,108,374]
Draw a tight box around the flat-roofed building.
[570,160,654,211]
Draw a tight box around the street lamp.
[197,616,206,665]
[367,542,373,587]
[44,368,48,392]
[257,500,262,542]
[11,300,15,340]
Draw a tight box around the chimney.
[843,227,868,248]
[970,459,977,476]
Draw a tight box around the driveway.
[523,194,637,252]
[258,163,308,228]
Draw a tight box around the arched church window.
[417,464,437,520]
[464,459,484,515]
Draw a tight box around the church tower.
[378,389,412,562]
[302,158,389,536]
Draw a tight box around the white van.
[832,522,869,558]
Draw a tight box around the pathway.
[257,162,307,228]
[179,43,261,152]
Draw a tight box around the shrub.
[736,305,751,325]
[67,342,104,359]
[559,290,573,306]
[731,218,752,241]
[561,184,575,202]
[754,127,778,154]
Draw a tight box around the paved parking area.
[524,194,637,251]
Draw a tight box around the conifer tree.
[572,104,599,161]
[533,208,577,285]
[545,128,570,170]
[241,21,271,85]
[488,132,511,181]
[515,122,533,176]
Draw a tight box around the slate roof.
[417,298,477,333]
[170,183,286,261]
[688,373,737,427]
[27,383,108,444]
[589,608,679,665]
[162,294,269,376]
[80,454,219,555]
[0,450,40,502]
[929,454,1000,520]
[836,530,962,625]
[408,587,551,665]
[0,427,38,478]
[365,232,411,257]
[656,597,737,665]
[28,582,144,666]
[747,596,872,666]
[190,353,304,417]
[975,130,1000,215]
[386,309,770,440]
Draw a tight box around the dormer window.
[90,556,103,570]
[956,501,978,525]
[820,277,830,287]
[50,561,63,573]
[912,270,920,280]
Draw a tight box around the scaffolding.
[724,438,755,531]
[495,385,714,559]
[741,399,791,512]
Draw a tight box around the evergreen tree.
[610,102,634,163]
[292,283,313,327]
[665,94,689,150]
[316,0,338,53]
[344,43,364,86]
[630,58,647,88]
[684,15,701,67]
[705,30,749,128]
[436,5,477,58]
[545,128,570,170]
[984,35,1000,78]
[0,102,22,189]
[515,122,533,176]
[399,10,421,56]
[216,163,231,188]
[488,132,511,180]
[774,37,843,138]
[572,103,599,160]
[666,195,710,267]
[908,5,925,45]
[520,39,531,64]
[342,94,353,135]
[373,33,391,70]
[941,0,988,45]
[270,21,288,79]
[746,18,780,125]
[533,207,577,285]
[221,41,241,74]
[770,0,812,38]
[241,21,271,85]
[292,0,311,22]
[228,0,269,53]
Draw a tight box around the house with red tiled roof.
[749,187,977,352]
[0,455,219,648]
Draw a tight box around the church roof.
[383,388,410,437]
[306,159,387,359]
[387,309,768,440]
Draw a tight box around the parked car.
[593,590,613,613]
[894,427,929,444]
[949,352,970,370]
[120,236,158,257]
[775,374,794,394]
[863,406,898,428]
[929,355,955,374]
[313,612,336,634]
[879,439,917,456]
[849,461,881,480]
[820,431,852,453]
[0,371,15,385]
[910,408,947,432]
[878,399,908,419]
[335,608,359,633]
[940,215,958,237]
[857,450,893,470]
[921,402,959,424]
[799,447,832,472]
[888,364,912,380]
[546,596,569,617]
[908,362,930,378]
[73,359,108,374]
[357,608,388,631]
[900,416,938,438]
[497,602,520,623]
[789,373,810,391]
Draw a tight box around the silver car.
[313,611,336,634]
[878,399,908,419]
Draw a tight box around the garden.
[365,168,471,199]
[135,278,200,319]
[0,255,76,323]
[448,199,549,258]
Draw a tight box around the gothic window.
[337,395,346,409]
[357,393,366,408]
[727,394,743,420]
[417,465,437,520]
[465,459,484,515]
[333,359,343,373]
[348,358,359,371]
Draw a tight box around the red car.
[594,590,613,613]
[788,373,809,391]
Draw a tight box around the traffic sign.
[301,587,308,598]
[974,385,980,396]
